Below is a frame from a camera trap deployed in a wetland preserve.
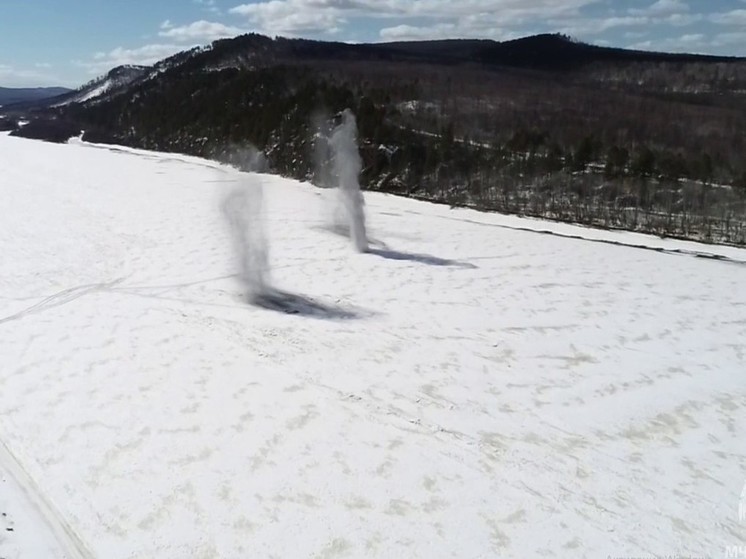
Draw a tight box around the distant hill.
[0,86,71,107]
[5,33,743,112]
[1,66,150,111]
[160,33,740,72]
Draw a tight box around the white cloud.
[230,0,350,34]
[379,24,457,41]
[629,0,689,17]
[552,0,702,37]
[75,43,188,75]
[72,17,247,82]
[549,15,648,37]
[709,9,746,26]
[229,0,597,37]
[629,27,746,55]
[670,32,704,44]
[379,22,528,41]
[221,0,731,46]
[595,16,649,31]
[663,13,702,26]
[711,31,746,48]
[158,20,249,42]
[227,0,709,41]
[629,33,709,53]
[0,63,64,88]
[194,0,222,15]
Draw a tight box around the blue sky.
[1,0,745,87]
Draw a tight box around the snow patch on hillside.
[77,80,112,103]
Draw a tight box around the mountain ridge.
[4,33,744,112]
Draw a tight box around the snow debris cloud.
[311,110,333,188]
[222,177,270,301]
[221,147,271,301]
[329,109,368,253]
[219,143,362,318]
[220,143,269,173]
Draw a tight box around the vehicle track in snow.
[0,438,93,559]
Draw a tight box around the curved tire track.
[0,438,93,559]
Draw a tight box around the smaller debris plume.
[329,109,368,253]
[221,147,271,302]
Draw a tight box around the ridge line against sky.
[1,0,745,88]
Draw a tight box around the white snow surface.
[0,132,745,558]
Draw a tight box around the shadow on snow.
[317,224,477,268]
[248,289,362,320]
[367,248,477,269]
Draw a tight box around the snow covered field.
[1,132,745,558]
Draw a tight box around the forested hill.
[5,33,746,245]
[156,32,742,70]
